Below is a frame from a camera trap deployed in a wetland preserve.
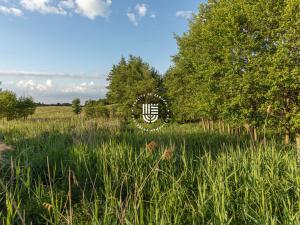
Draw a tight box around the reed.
[0,107,299,224]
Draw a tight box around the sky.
[0,0,202,103]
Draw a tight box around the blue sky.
[0,0,202,103]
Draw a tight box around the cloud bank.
[0,5,23,16]
[0,70,106,79]
[176,10,193,20]
[0,0,112,19]
[0,70,107,103]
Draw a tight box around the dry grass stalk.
[267,105,272,114]
[42,202,53,212]
[0,142,14,152]
[162,148,174,160]
[0,142,14,161]
[146,141,158,153]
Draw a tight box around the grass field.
[0,107,300,224]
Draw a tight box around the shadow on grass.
[0,124,279,224]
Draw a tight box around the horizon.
[0,0,202,104]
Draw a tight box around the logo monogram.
[142,104,158,123]
[132,93,170,132]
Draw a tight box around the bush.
[72,98,82,115]
[0,91,36,120]
[84,100,109,118]
[15,96,36,119]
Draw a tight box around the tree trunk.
[284,127,290,145]
[201,118,206,131]
[249,126,257,142]
[237,127,241,136]
[227,124,230,134]
[243,123,250,134]
[207,119,210,131]
[296,134,300,164]
[253,127,257,142]
[222,121,225,133]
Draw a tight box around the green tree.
[15,97,36,119]
[0,91,18,120]
[165,0,286,141]
[266,0,300,146]
[84,100,109,118]
[106,55,162,118]
[72,98,82,115]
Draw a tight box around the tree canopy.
[163,0,300,143]
[0,90,36,120]
[106,55,162,118]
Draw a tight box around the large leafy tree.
[164,4,217,123]
[165,0,288,141]
[267,0,300,144]
[106,56,162,118]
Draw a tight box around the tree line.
[1,0,299,149]
[102,0,300,149]
[165,0,300,143]
[164,0,300,146]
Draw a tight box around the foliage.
[266,0,300,136]
[106,56,162,118]
[84,100,109,118]
[15,96,36,119]
[0,107,300,224]
[72,98,82,115]
[0,91,17,120]
[164,0,300,141]
[0,90,36,120]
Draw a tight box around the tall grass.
[0,107,299,224]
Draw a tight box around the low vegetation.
[0,90,36,120]
[0,107,300,224]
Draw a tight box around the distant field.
[32,106,74,118]
[0,107,299,224]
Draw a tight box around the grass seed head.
[162,148,174,160]
[42,203,53,212]
[147,141,158,153]
[0,143,14,152]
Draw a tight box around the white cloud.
[176,10,193,20]
[46,79,53,87]
[127,3,151,26]
[0,70,104,79]
[150,12,156,18]
[62,81,95,93]
[0,5,23,16]
[17,80,35,90]
[20,0,67,15]
[0,0,113,20]
[135,3,147,17]
[58,0,75,9]
[1,74,106,103]
[75,0,111,20]
[127,11,137,26]
[2,81,14,85]
[17,79,53,92]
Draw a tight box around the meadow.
[0,107,300,224]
